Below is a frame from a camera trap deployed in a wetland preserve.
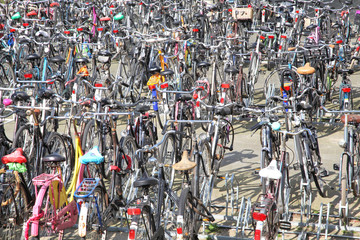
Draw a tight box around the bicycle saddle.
[133,176,158,188]
[215,107,232,116]
[224,66,239,74]
[27,10,37,17]
[172,151,196,171]
[136,104,150,113]
[260,26,271,32]
[11,91,30,102]
[197,61,211,68]
[153,16,162,21]
[149,64,162,73]
[49,55,66,63]
[2,148,27,164]
[42,153,66,163]
[259,160,281,180]
[126,1,136,6]
[100,17,111,21]
[80,15,89,22]
[331,23,341,29]
[98,50,112,57]
[74,58,89,64]
[341,115,360,124]
[38,89,55,100]
[26,53,40,61]
[297,63,315,75]
[19,38,31,45]
[177,94,193,102]
[80,146,104,165]
[160,69,174,76]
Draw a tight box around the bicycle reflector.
[127,208,141,215]
[254,229,261,240]
[342,88,351,93]
[23,23,29,27]
[128,229,135,239]
[177,227,183,234]
[64,30,70,34]
[252,212,267,221]
[336,40,343,44]
[94,83,103,87]
[77,28,83,32]
[193,28,199,32]
[24,73,32,79]
[97,27,103,31]
[160,82,168,89]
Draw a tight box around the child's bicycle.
[24,152,78,240]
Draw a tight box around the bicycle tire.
[46,132,71,184]
[177,187,196,239]
[12,124,36,184]
[353,134,360,197]
[0,180,29,240]
[159,133,177,188]
[341,153,349,224]
[118,135,138,203]
[81,120,110,179]
[81,186,107,239]
[133,205,156,240]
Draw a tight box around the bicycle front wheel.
[341,153,350,224]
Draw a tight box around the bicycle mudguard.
[55,200,78,231]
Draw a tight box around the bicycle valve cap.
[3,99,12,106]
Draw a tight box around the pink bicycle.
[24,153,78,240]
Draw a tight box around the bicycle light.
[127,208,141,215]
[252,212,267,221]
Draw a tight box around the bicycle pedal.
[320,169,329,177]
[217,175,226,180]
[279,221,291,230]
[293,163,299,171]
[254,168,260,174]
[333,164,339,171]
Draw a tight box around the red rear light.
[50,2,59,7]
[221,83,230,89]
[160,83,168,89]
[128,229,135,239]
[281,35,286,39]
[260,35,265,40]
[27,11,37,16]
[64,30,70,34]
[10,29,15,33]
[196,101,200,107]
[248,4,252,8]
[72,90,75,94]
[228,9,232,12]
[127,208,141,215]
[113,29,119,33]
[24,73,32,79]
[253,212,267,221]
[97,27,103,31]
[77,28,83,32]
[23,23,29,27]
[193,93,198,100]
[110,4,114,8]
[357,46,360,52]
[296,10,299,13]
[177,227,183,234]
[220,98,224,104]
[193,28,199,32]
[342,88,351,93]
[284,86,291,91]
[268,35,274,39]
[95,83,103,87]
[279,45,282,50]
[336,40,343,44]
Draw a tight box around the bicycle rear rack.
[73,178,100,199]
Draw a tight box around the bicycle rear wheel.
[177,187,196,239]
[341,153,349,224]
